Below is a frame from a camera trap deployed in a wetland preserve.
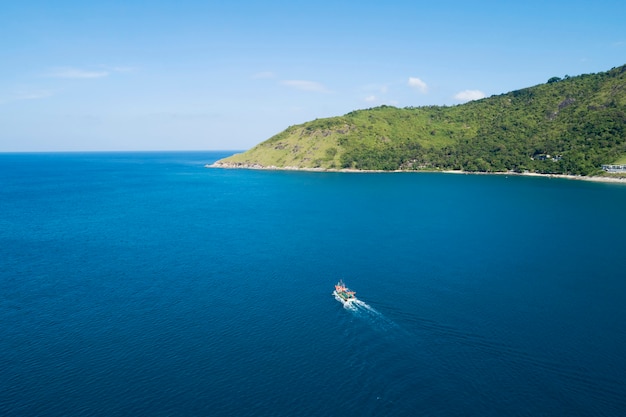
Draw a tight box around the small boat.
[333,280,357,305]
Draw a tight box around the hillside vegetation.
[217,65,626,175]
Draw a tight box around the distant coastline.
[211,66,626,178]
[209,162,626,185]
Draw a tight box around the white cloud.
[15,90,55,100]
[44,66,135,79]
[47,67,110,79]
[0,89,55,105]
[252,71,276,79]
[281,80,331,93]
[408,77,428,93]
[108,66,135,73]
[361,83,389,94]
[454,89,486,102]
[362,95,398,106]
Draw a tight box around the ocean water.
[1,151,626,416]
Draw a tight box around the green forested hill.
[216,65,626,175]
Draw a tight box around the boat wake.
[343,298,398,331]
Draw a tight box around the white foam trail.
[343,298,398,331]
[353,299,379,313]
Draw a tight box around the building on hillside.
[531,154,562,162]
[601,164,626,173]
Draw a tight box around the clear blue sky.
[1,0,625,151]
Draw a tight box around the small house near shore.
[602,164,626,173]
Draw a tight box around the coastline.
[208,162,626,185]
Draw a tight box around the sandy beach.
[209,162,626,185]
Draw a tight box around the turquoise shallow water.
[1,151,626,416]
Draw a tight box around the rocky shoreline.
[208,162,626,184]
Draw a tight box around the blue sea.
[1,151,626,416]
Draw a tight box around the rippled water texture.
[1,152,625,416]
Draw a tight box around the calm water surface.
[1,152,625,416]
